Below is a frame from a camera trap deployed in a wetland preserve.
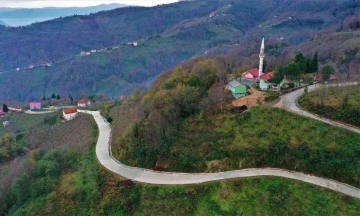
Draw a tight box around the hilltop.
[0,4,129,26]
[0,0,359,102]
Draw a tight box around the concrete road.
[78,110,360,199]
[275,82,360,134]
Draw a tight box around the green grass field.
[0,111,61,136]
[7,143,360,216]
[113,107,360,187]
[299,84,360,126]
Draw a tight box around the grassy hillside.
[299,84,360,126]
[0,0,359,101]
[3,140,360,216]
[280,30,360,78]
[108,57,360,190]
[0,113,97,213]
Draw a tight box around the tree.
[322,65,335,81]
[42,96,46,101]
[51,93,56,99]
[2,104,9,112]
[295,51,305,63]
[269,67,285,85]
[56,95,61,100]
[311,51,319,73]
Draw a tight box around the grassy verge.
[113,107,360,187]
[299,85,360,127]
[6,146,360,216]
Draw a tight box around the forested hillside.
[0,0,359,101]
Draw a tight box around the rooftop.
[63,108,78,115]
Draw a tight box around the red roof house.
[314,73,338,81]
[77,99,91,107]
[260,72,275,80]
[242,68,260,80]
[63,108,78,121]
[0,110,6,116]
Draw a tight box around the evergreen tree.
[269,67,285,85]
[311,51,319,73]
[42,96,46,101]
[51,93,56,99]
[2,104,9,112]
[322,65,335,81]
[295,51,305,63]
[56,95,61,100]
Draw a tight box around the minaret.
[258,37,265,80]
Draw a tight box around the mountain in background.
[0,3,129,26]
[0,20,7,26]
[0,0,359,102]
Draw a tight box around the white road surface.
[78,109,360,199]
[275,82,360,134]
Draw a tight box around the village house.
[242,68,260,81]
[0,110,6,117]
[80,51,86,55]
[133,42,138,46]
[259,72,285,90]
[28,64,34,69]
[63,108,78,121]
[16,68,20,71]
[30,102,42,110]
[77,99,91,107]
[85,52,91,55]
[314,73,338,82]
[91,49,97,53]
[229,80,248,99]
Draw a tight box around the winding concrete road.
[275,82,360,134]
[78,109,360,199]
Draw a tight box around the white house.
[91,49,97,53]
[63,108,78,121]
[77,99,91,107]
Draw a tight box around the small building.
[229,80,247,99]
[30,102,42,110]
[133,42,138,46]
[91,49,97,53]
[3,121,10,127]
[120,95,128,100]
[0,110,6,117]
[28,64,34,69]
[80,51,86,55]
[77,99,91,107]
[242,68,260,81]
[85,52,91,55]
[259,72,285,91]
[16,68,20,71]
[314,73,338,81]
[63,108,78,121]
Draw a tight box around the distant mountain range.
[0,20,7,26]
[0,4,129,26]
[0,0,359,102]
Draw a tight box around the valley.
[0,0,360,215]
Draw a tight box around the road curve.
[78,110,360,199]
[275,82,360,134]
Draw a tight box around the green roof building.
[229,80,247,99]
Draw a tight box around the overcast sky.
[0,0,179,8]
